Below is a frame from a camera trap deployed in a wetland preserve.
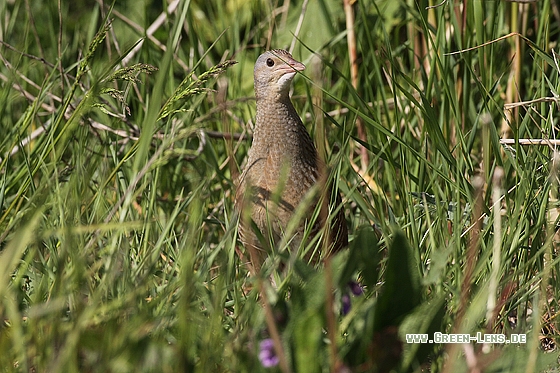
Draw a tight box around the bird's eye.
[266,58,274,67]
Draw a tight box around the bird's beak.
[288,59,306,72]
[278,58,305,74]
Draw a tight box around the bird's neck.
[253,95,310,145]
[249,95,318,178]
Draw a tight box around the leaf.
[293,312,322,373]
[374,230,422,331]
[338,226,379,288]
[399,293,446,370]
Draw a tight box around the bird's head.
[254,49,305,100]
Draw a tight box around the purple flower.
[341,281,364,315]
[348,281,364,296]
[258,338,279,368]
[341,293,351,315]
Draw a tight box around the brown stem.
[260,279,291,373]
[343,0,369,171]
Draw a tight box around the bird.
[235,49,347,273]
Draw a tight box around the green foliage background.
[1,0,560,372]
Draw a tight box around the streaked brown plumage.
[235,49,347,272]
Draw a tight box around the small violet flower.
[341,293,352,315]
[258,338,279,368]
[341,281,364,315]
[348,281,364,296]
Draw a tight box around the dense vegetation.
[1,0,559,371]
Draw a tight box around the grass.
[1,0,560,372]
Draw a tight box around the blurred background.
[1,0,560,372]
